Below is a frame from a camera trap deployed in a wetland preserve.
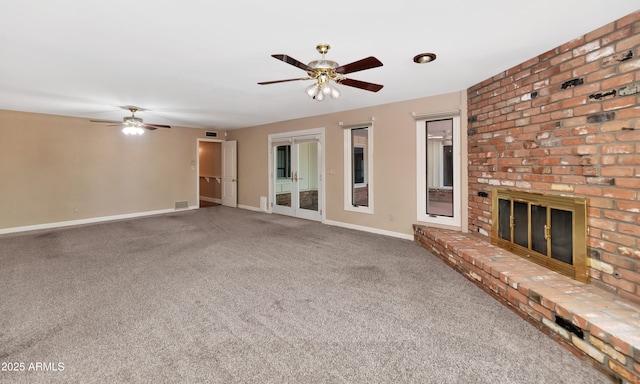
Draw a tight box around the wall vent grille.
[174,201,189,209]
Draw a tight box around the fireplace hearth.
[491,189,588,283]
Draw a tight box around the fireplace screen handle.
[544,224,551,240]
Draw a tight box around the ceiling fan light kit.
[121,127,144,135]
[305,78,341,101]
[258,43,384,102]
[122,112,145,135]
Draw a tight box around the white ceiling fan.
[90,106,171,134]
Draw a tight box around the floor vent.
[555,315,584,339]
[174,201,189,210]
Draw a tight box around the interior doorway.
[269,129,324,221]
[197,138,237,208]
[198,139,223,208]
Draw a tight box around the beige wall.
[0,109,217,230]
[2,91,466,237]
[227,91,468,237]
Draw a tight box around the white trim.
[339,117,375,129]
[416,115,461,228]
[269,128,324,140]
[323,219,413,241]
[0,208,195,235]
[412,110,461,121]
[344,124,374,214]
[237,204,262,212]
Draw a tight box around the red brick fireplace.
[467,10,640,304]
[416,10,640,383]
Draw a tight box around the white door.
[222,140,237,207]
[272,137,321,221]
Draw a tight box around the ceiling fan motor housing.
[307,60,341,84]
[308,59,338,70]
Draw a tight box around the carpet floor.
[0,207,610,383]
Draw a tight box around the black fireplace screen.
[531,204,547,256]
[551,209,573,265]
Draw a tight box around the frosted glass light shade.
[122,126,144,135]
[305,83,319,97]
[331,86,340,98]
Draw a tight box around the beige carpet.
[0,207,611,383]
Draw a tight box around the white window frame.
[416,114,461,228]
[343,123,373,214]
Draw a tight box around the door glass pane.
[443,145,453,187]
[351,128,368,207]
[275,144,291,208]
[426,119,453,217]
[353,147,364,184]
[551,209,573,265]
[298,142,318,211]
[513,201,528,248]
[531,204,547,255]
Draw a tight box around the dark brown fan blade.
[340,78,384,92]
[90,119,120,124]
[271,54,313,72]
[335,56,383,75]
[142,124,170,130]
[258,78,310,85]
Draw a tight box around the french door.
[271,135,322,221]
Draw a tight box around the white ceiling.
[1,2,637,130]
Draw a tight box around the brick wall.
[467,11,640,303]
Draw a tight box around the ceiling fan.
[90,107,171,135]
[258,44,384,101]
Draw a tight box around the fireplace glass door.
[497,198,574,265]
[491,189,587,282]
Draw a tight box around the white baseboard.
[3,204,414,241]
[200,196,222,204]
[0,207,197,235]
[237,204,262,212]
[323,219,414,241]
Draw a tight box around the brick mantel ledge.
[414,224,640,384]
